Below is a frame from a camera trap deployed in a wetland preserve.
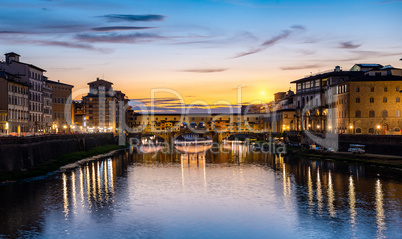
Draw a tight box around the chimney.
[58,80,60,83]
[97,77,99,81]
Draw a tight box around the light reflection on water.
[0,144,401,238]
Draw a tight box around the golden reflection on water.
[61,159,117,216]
[86,165,92,208]
[327,171,336,217]
[316,170,323,214]
[79,167,84,208]
[349,176,356,232]
[97,162,101,203]
[282,162,292,211]
[53,151,401,239]
[91,163,97,202]
[62,173,69,219]
[375,178,386,239]
[307,167,313,213]
[71,171,77,212]
[103,161,109,204]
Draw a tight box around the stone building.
[336,68,402,135]
[0,71,29,135]
[42,77,53,133]
[83,78,117,132]
[288,64,402,135]
[264,90,296,133]
[0,52,47,132]
[72,100,84,129]
[45,79,74,133]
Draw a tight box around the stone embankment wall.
[287,131,402,156]
[338,134,402,156]
[0,133,115,172]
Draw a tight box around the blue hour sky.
[0,0,401,111]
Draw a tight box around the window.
[370,98,374,103]
[397,97,400,103]
[369,110,375,118]
[355,111,361,118]
[397,87,400,92]
[383,98,387,103]
[371,87,374,92]
[384,87,387,92]
[382,110,388,118]
[284,114,288,118]
[396,110,401,117]
[356,98,360,103]
[369,128,375,134]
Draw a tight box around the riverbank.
[0,144,125,184]
[287,146,402,169]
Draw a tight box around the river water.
[0,144,401,238]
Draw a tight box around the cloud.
[0,31,25,34]
[180,68,227,73]
[91,26,156,32]
[232,26,305,58]
[280,64,324,70]
[339,41,361,49]
[376,0,402,4]
[101,14,165,22]
[129,97,241,114]
[75,32,162,43]
[36,40,112,52]
[290,25,305,30]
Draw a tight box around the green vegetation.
[0,144,125,183]
[287,147,402,169]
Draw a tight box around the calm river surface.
[0,144,401,238]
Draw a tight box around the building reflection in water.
[327,171,336,218]
[307,167,313,213]
[375,179,386,239]
[180,149,207,191]
[61,157,117,221]
[349,176,357,233]
[316,169,323,214]
[3,148,402,238]
[62,173,69,219]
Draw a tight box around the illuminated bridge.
[126,113,268,143]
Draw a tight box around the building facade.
[83,78,117,132]
[0,52,47,132]
[0,72,29,135]
[285,64,402,135]
[45,79,74,133]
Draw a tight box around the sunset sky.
[1,0,401,112]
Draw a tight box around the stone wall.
[290,132,402,156]
[338,134,402,156]
[0,133,115,172]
